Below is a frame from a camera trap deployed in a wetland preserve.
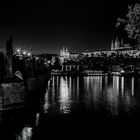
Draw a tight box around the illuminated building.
[60,47,70,59]
[59,47,70,64]
[81,36,139,58]
[111,36,132,51]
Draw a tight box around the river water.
[1,76,140,140]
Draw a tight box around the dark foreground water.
[1,76,140,140]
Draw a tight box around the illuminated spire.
[114,36,120,49]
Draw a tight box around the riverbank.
[0,71,50,111]
[51,70,140,76]
[1,76,140,140]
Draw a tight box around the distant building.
[81,36,140,58]
[0,51,5,81]
[60,47,70,58]
[111,37,132,51]
[60,47,80,58]
[70,53,79,59]
[111,36,120,50]
[58,36,140,66]
[59,47,71,63]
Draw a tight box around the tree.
[116,3,140,47]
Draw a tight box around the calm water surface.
[45,76,139,116]
[1,76,140,140]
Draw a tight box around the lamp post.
[17,49,21,54]
[23,51,26,55]
[27,52,31,57]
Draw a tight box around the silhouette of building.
[5,36,13,79]
[0,51,5,81]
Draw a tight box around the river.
[1,76,140,140]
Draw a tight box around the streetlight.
[16,48,21,54]
[35,56,39,60]
[23,51,26,55]
[27,52,31,57]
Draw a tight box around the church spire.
[114,36,120,50]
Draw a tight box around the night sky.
[0,0,139,54]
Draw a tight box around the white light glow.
[16,49,21,54]
[27,52,31,56]
[132,77,134,96]
[59,77,71,114]
[121,77,124,95]
[23,51,26,55]
[35,57,39,60]
[113,76,119,95]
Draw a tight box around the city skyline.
[0,0,139,54]
[1,1,140,138]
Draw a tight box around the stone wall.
[0,82,27,110]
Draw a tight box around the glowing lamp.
[23,51,26,55]
[17,49,20,53]
[27,52,31,56]
[35,57,39,60]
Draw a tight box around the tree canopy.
[116,3,140,46]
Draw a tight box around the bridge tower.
[5,36,13,79]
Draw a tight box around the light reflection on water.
[59,77,71,114]
[44,76,138,116]
[2,76,140,140]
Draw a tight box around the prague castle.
[59,37,140,62]
[59,47,79,63]
[111,37,132,51]
[60,47,70,59]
